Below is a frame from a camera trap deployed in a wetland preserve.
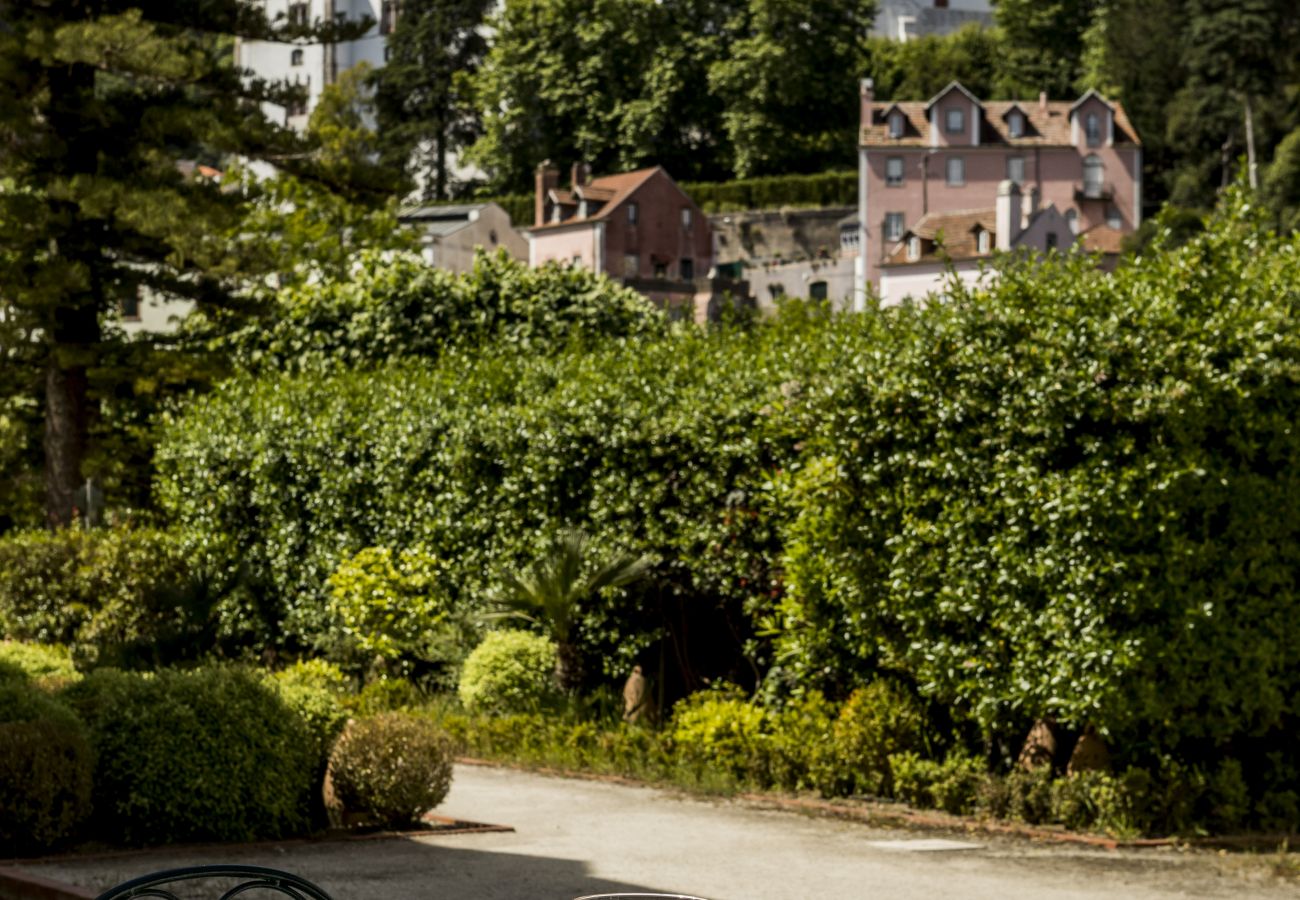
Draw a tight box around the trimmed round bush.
[457,630,558,714]
[328,712,453,827]
[63,666,318,845]
[0,680,93,853]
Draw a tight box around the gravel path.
[18,763,1297,900]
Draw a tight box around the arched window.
[1083,154,1104,198]
[977,230,990,254]
[1008,110,1024,139]
[290,48,304,66]
[889,111,904,139]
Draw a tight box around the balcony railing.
[1075,180,1115,201]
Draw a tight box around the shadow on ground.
[20,837,692,900]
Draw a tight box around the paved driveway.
[19,764,1296,900]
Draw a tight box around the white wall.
[878,260,990,306]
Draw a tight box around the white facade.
[236,0,389,130]
[872,0,994,41]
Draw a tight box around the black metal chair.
[92,865,336,900]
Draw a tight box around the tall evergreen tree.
[992,0,1099,97]
[0,1,368,527]
[372,0,494,200]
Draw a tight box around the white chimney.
[860,78,875,133]
[1021,184,1040,229]
[996,179,1022,251]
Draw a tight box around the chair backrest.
[573,895,711,899]
[92,866,335,900]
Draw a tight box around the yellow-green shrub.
[457,631,558,714]
[328,712,453,827]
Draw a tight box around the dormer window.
[907,236,921,261]
[550,204,562,224]
[889,111,904,138]
[1085,112,1101,146]
[1008,110,1024,138]
[945,107,965,134]
[977,230,990,254]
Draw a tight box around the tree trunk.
[435,118,448,201]
[1244,93,1258,190]
[554,640,583,694]
[42,303,100,529]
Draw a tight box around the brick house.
[854,80,1142,306]
[528,162,736,318]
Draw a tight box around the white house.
[872,0,994,41]
[235,0,392,130]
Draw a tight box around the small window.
[946,156,965,186]
[627,203,638,224]
[1046,232,1058,250]
[380,0,400,35]
[1008,110,1024,138]
[1065,208,1079,234]
[945,107,965,134]
[287,2,308,26]
[121,293,141,321]
[1085,112,1101,146]
[889,111,904,139]
[624,253,639,277]
[1006,156,1025,184]
[550,204,562,223]
[653,261,667,279]
[884,212,904,242]
[489,229,498,246]
[809,281,828,300]
[290,48,304,66]
[1106,205,1123,230]
[1083,153,1104,196]
[681,207,692,229]
[907,236,921,261]
[886,156,904,187]
[934,0,949,6]
[383,45,393,62]
[680,258,694,280]
[977,230,991,254]
[571,254,583,268]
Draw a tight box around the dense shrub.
[0,680,93,853]
[829,682,927,797]
[271,660,350,775]
[890,751,984,815]
[219,250,665,376]
[328,712,453,827]
[328,546,465,679]
[457,631,559,714]
[156,307,831,671]
[0,526,222,667]
[670,689,769,785]
[64,666,318,844]
[778,197,1300,813]
[0,641,80,690]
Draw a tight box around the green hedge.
[64,666,320,845]
[682,171,857,213]
[0,526,224,667]
[469,174,859,221]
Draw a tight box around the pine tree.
[0,1,368,527]
[372,0,495,200]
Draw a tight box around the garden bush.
[63,666,318,845]
[0,526,222,667]
[829,681,928,797]
[457,630,559,714]
[890,750,984,815]
[670,688,770,786]
[328,546,465,681]
[0,680,93,854]
[328,712,453,827]
[0,640,80,690]
[271,660,351,787]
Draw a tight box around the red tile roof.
[862,97,1140,148]
[1077,223,1127,255]
[883,207,998,265]
[531,166,664,232]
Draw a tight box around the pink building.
[854,80,1142,307]
[528,162,729,318]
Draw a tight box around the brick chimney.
[860,78,875,135]
[535,160,559,227]
[1039,91,1048,113]
[570,161,591,188]
[996,179,1022,251]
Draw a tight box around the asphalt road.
[19,764,1297,900]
